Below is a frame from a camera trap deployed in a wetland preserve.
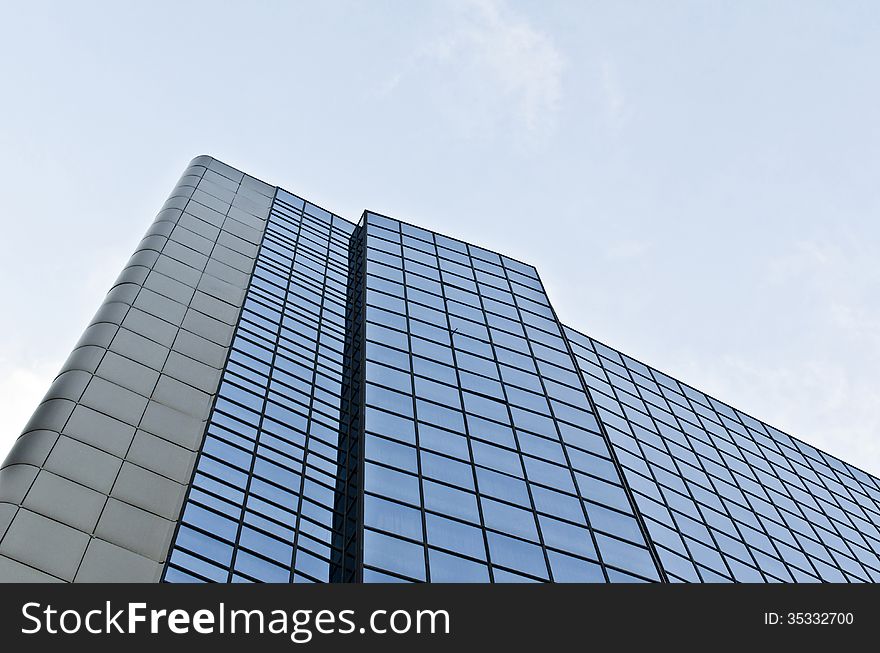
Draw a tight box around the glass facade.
[6,157,874,585]
[353,213,660,583]
[165,190,354,583]
[148,167,880,584]
[565,328,880,583]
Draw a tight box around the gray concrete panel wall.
[0,156,274,582]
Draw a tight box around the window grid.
[357,213,662,583]
[580,333,789,582]
[161,183,880,584]
[164,190,355,583]
[566,327,880,583]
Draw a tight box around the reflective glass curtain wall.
[162,173,880,585]
[10,157,880,584]
[355,213,662,583]
[565,327,880,583]
[165,190,354,583]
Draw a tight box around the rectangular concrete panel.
[0,156,273,582]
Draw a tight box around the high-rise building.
[2,156,879,583]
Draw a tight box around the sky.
[0,1,878,475]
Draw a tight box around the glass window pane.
[364,494,424,541]
[423,480,480,524]
[363,529,426,581]
[481,498,539,541]
[487,532,549,579]
[428,549,490,582]
[548,550,605,582]
[364,462,420,506]
[426,513,487,560]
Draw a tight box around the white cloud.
[674,234,880,476]
[766,239,835,283]
[767,236,880,352]
[605,239,650,260]
[379,0,565,137]
[0,243,123,462]
[0,359,58,457]
[600,54,628,124]
[830,301,880,343]
[676,352,880,477]
[458,0,564,132]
